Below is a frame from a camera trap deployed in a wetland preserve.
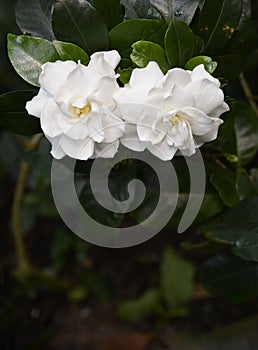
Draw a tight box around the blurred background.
[1,1,258,350]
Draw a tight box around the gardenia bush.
[1,0,258,308]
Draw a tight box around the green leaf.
[160,246,195,309]
[0,91,41,135]
[79,159,137,228]
[117,288,162,322]
[233,100,258,166]
[199,196,258,245]
[53,40,89,64]
[117,67,134,84]
[53,0,109,54]
[7,34,59,86]
[121,0,161,20]
[210,167,240,207]
[185,56,217,74]
[15,0,55,41]
[232,226,258,262]
[201,252,258,302]
[150,0,200,24]
[109,19,167,58]
[164,19,195,68]
[131,40,170,73]
[90,0,123,29]
[196,0,243,54]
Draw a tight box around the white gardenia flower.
[26,51,125,160]
[113,62,229,161]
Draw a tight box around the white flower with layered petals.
[26,51,125,160]
[114,62,229,160]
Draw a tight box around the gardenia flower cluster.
[26,50,229,161]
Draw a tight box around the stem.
[11,162,31,273]
[11,134,43,277]
[239,72,258,118]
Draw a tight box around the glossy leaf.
[109,19,167,57]
[185,56,217,73]
[201,252,258,302]
[53,0,109,54]
[15,0,55,41]
[232,226,258,262]
[90,0,123,29]
[79,159,137,228]
[199,196,258,245]
[164,19,194,68]
[150,0,200,24]
[210,167,240,207]
[117,67,134,84]
[7,34,59,86]
[121,0,161,20]
[0,91,41,135]
[117,288,162,322]
[233,100,258,166]
[196,0,243,54]
[53,40,89,64]
[131,40,170,73]
[161,246,195,309]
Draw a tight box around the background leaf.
[233,100,258,166]
[196,0,243,54]
[53,0,109,54]
[164,19,194,67]
[184,55,217,74]
[117,289,162,322]
[15,0,55,41]
[121,0,161,20]
[0,90,41,135]
[160,246,195,309]
[201,252,258,302]
[131,40,170,72]
[199,196,258,245]
[109,19,167,58]
[7,34,59,86]
[90,0,123,29]
[53,40,89,64]
[150,0,200,24]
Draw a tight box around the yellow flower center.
[69,98,92,119]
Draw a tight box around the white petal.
[137,113,165,144]
[156,67,191,91]
[45,135,66,159]
[191,64,220,87]
[188,79,224,114]
[93,140,119,158]
[121,124,146,152]
[129,61,164,91]
[165,85,195,109]
[65,62,93,95]
[209,101,230,118]
[194,118,223,144]
[25,88,49,118]
[62,121,89,140]
[147,139,177,161]
[39,61,77,97]
[182,107,220,136]
[90,76,119,107]
[40,99,63,138]
[90,50,121,70]
[60,136,94,160]
[87,113,105,142]
[102,112,125,143]
[89,51,120,76]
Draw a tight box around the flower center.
[69,98,92,119]
[168,113,182,127]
